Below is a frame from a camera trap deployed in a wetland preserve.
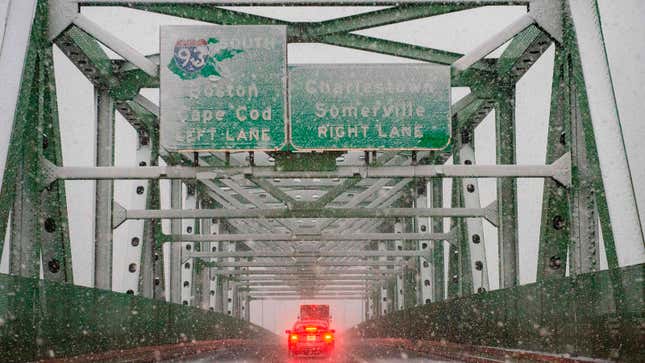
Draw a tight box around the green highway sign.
[289,64,451,151]
[160,25,287,152]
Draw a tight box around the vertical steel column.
[430,178,444,301]
[416,180,433,304]
[221,279,230,314]
[378,240,389,315]
[370,242,379,317]
[448,176,463,299]
[402,189,418,307]
[93,88,114,290]
[538,46,572,279]
[458,128,490,294]
[495,81,519,288]
[232,282,240,318]
[39,48,73,282]
[568,60,600,275]
[238,259,248,319]
[214,240,224,313]
[242,292,250,321]
[448,119,489,296]
[394,222,405,310]
[226,240,235,315]
[169,180,182,303]
[206,218,221,311]
[122,133,151,294]
[181,183,196,305]
[364,294,371,320]
[461,146,490,293]
[10,166,39,277]
[0,0,39,261]
[194,205,214,310]
[139,193,165,300]
[138,202,155,297]
[9,40,70,280]
[139,128,163,299]
[569,0,644,260]
[139,126,166,300]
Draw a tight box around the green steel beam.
[496,25,552,81]
[132,3,288,27]
[0,2,47,261]
[55,27,115,88]
[79,0,532,4]
[537,46,571,280]
[55,4,510,112]
[401,196,418,309]
[61,1,548,122]
[1,0,73,281]
[9,81,42,278]
[109,68,158,101]
[453,127,475,295]
[495,80,518,288]
[138,125,165,299]
[317,32,495,77]
[293,4,477,41]
[127,4,494,87]
[568,0,643,253]
[39,46,74,282]
[430,177,444,301]
[454,97,495,137]
[447,118,462,298]
[93,87,116,291]
[320,32,477,67]
[4,0,55,279]
[538,6,620,279]
[565,5,619,273]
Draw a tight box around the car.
[286,320,335,357]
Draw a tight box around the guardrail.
[0,274,274,362]
[354,264,644,362]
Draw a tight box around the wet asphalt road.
[164,339,454,363]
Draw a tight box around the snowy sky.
[1,0,644,334]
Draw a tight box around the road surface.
[162,339,454,363]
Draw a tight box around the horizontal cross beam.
[250,296,365,301]
[242,281,375,287]
[211,269,400,275]
[250,292,365,297]
[166,231,455,242]
[187,250,431,258]
[234,275,387,281]
[43,153,570,186]
[205,260,406,268]
[77,1,531,5]
[247,292,372,296]
[241,287,369,292]
[113,202,498,228]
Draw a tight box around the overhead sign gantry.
[160,26,451,152]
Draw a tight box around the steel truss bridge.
[0,0,643,362]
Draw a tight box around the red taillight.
[323,333,333,342]
[290,334,299,341]
[305,326,317,332]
